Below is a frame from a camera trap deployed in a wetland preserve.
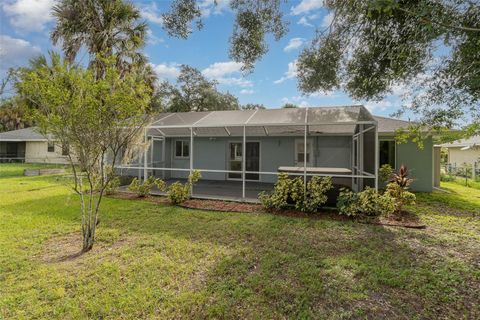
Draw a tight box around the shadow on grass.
[3,193,479,318]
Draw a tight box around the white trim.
[173,139,190,159]
[147,120,378,129]
[294,138,313,167]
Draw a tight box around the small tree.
[16,53,152,252]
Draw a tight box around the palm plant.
[51,0,148,78]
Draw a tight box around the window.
[295,139,312,165]
[47,142,55,153]
[175,140,189,158]
[379,140,396,168]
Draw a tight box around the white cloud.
[284,38,304,52]
[199,0,230,17]
[240,89,254,95]
[201,61,242,78]
[291,0,324,16]
[141,2,163,25]
[146,30,164,45]
[274,60,298,84]
[0,35,41,68]
[2,0,56,32]
[150,62,180,79]
[201,61,252,87]
[320,11,334,28]
[216,77,252,87]
[297,16,313,27]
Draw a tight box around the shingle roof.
[373,115,412,133]
[438,135,480,148]
[0,127,49,141]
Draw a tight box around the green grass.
[443,175,480,190]
[1,164,479,319]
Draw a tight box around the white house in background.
[438,135,480,166]
[0,127,70,164]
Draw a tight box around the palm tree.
[51,0,148,76]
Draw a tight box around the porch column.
[190,127,194,174]
[304,124,307,195]
[374,123,379,190]
[143,127,148,182]
[242,125,246,200]
[190,127,194,195]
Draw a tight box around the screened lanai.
[116,106,378,202]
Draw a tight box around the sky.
[0,0,410,118]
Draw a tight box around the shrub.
[358,187,395,216]
[105,176,120,195]
[259,173,292,210]
[440,173,455,182]
[390,164,413,188]
[128,176,166,197]
[167,170,201,204]
[385,182,416,214]
[336,188,359,216]
[259,174,333,212]
[291,176,333,212]
[337,187,395,217]
[379,164,393,184]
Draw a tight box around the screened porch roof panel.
[147,106,376,132]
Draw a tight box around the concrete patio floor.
[120,179,275,203]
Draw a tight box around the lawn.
[0,164,479,319]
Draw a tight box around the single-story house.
[437,135,480,167]
[116,106,436,202]
[0,127,70,164]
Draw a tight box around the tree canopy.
[16,53,152,251]
[155,65,240,112]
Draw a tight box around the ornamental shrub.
[336,188,359,216]
[128,176,166,197]
[105,176,120,195]
[291,176,333,212]
[167,170,201,204]
[379,164,393,184]
[385,182,416,214]
[259,173,293,210]
[337,187,395,217]
[357,187,395,216]
[259,174,333,212]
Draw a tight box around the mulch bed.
[110,192,426,229]
[180,199,426,228]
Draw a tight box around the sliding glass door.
[228,142,260,181]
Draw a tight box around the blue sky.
[0,0,410,118]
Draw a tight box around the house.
[438,135,480,167]
[116,106,435,202]
[0,127,70,164]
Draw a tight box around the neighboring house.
[438,135,480,166]
[117,106,435,202]
[0,127,70,164]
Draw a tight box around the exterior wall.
[447,147,480,166]
[381,135,434,192]
[25,141,70,164]
[159,135,352,183]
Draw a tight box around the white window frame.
[174,140,190,159]
[378,139,396,169]
[294,138,313,166]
